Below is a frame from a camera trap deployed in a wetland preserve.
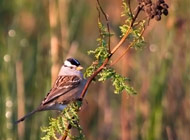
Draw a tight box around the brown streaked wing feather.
[41,75,81,105]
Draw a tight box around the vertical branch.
[49,0,61,85]
[16,61,25,140]
[110,28,131,55]
[126,0,133,19]
[130,5,142,27]
[97,6,102,38]
[97,0,111,53]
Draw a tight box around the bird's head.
[63,58,83,71]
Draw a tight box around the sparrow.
[16,58,86,124]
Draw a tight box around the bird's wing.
[41,75,81,105]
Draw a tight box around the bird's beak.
[76,66,83,71]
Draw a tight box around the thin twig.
[97,6,101,32]
[130,5,143,27]
[60,124,72,140]
[97,6,103,46]
[111,5,143,55]
[110,42,134,66]
[111,26,145,66]
[110,28,132,55]
[97,0,111,53]
[126,0,133,19]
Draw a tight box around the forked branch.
[43,0,170,140]
[80,0,143,99]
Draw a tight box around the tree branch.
[131,5,143,27]
[97,0,111,53]
[126,0,133,19]
[110,26,145,66]
[80,57,109,98]
[80,1,144,99]
[110,28,132,55]
[110,43,133,66]
[62,2,144,139]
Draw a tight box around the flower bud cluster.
[138,0,169,21]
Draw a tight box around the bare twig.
[126,0,133,19]
[110,42,133,66]
[97,6,103,46]
[97,0,111,53]
[110,28,132,55]
[131,5,143,27]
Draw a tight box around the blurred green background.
[0,0,190,140]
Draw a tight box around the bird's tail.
[15,109,39,124]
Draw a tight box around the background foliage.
[0,0,190,140]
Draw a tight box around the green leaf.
[124,85,137,95]
[98,68,115,81]
[84,65,96,78]
[41,101,85,140]
[121,0,133,19]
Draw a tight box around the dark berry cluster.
[138,0,169,21]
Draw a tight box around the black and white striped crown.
[64,58,80,67]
